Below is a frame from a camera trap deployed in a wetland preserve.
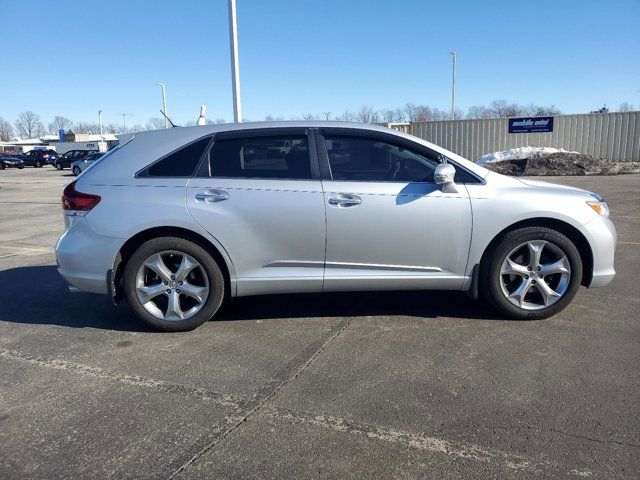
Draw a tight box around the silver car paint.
[55,122,616,298]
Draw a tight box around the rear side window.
[198,136,311,179]
[143,137,211,177]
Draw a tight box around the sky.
[0,0,639,127]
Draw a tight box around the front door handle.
[328,193,362,207]
[195,189,229,203]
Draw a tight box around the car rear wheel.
[0,163,4,170]
[124,237,225,331]
[480,227,582,320]
[35,160,42,168]
[72,166,81,176]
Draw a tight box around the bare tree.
[466,105,493,119]
[0,117,14,141]
[339,110,356,122]
[214,118,226,124]
[264,114,275,121]
[145,117,165,130]
[321,112,332,120]
[357,105,379,123]
[105,123,123,134]
[302,113,317,120]
[14,111,44,138]
[380,109,397,122]
[523,103,561,116]
[618,102,634,112]
[74,122,101,134]
[48,116,73,134]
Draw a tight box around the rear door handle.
[328,193,362,207]
[195,189,229,202]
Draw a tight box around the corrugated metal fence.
[410,111,640,162]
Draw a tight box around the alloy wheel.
[135,250,209,321]
[499,240,571,310]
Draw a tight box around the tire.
[480,227,582,320]
[124,236,225,331]
[18,165,24,169]
[0,163,4,170]
[72,166,81,176]
[55,163,62,170]
[35,160,42,168]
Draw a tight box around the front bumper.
[55,216,123,294]
[584,216,617,288]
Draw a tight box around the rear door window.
[199,135,311,179]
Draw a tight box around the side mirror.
[434,163,458,193]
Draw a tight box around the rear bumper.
[584,216,617,288]
[55,216,123,294]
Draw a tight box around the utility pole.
[450,51,457,120]
[156,82,168,128]
[117,113,134,132]
[98,110,104,152]
[228,0,242,122]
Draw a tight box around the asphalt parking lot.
[0,167,638,479]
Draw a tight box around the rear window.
[197,135,311,179]
[143,137,211,177]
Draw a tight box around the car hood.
[516,177,596,198]
[484,172,597,199]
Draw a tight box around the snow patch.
[477,146,579,165]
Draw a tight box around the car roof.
[83,121,488,184]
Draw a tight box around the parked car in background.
[20,149,51,168]
[54,150,97,170]
[55,122,616,331]
[0,154,24,170]
[43,149,60,165]
[71,152,104,176]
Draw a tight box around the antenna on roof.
[159,109,177,128]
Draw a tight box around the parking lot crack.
[259,406,599,478]
[168,317,352,479]
[0,348,243,410]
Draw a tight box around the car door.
[317,128,473,292]
[186,128,326,297]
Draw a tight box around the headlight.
[587,193,609,217]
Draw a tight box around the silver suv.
[56,122,616,331]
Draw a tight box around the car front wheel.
[55,163,63,170]
[35,160,42,168]
[123,237,225,331]
[480,227,582,320]
[72,166,81,176]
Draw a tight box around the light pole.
[228,0,242,123]
[156,82,168,128]
[450,51,457,120]
[98,110,104,151]
[117,113,134,132]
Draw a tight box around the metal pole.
[156,82,168,128]
[450,51,457,120]
[228,0,242,122]
[118,113,133,132]
[98,110,104,151]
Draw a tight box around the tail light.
[61,180,101,212]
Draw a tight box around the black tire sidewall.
[124,237,225,331]
[73,167,80,176]
[482,227,583,320]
